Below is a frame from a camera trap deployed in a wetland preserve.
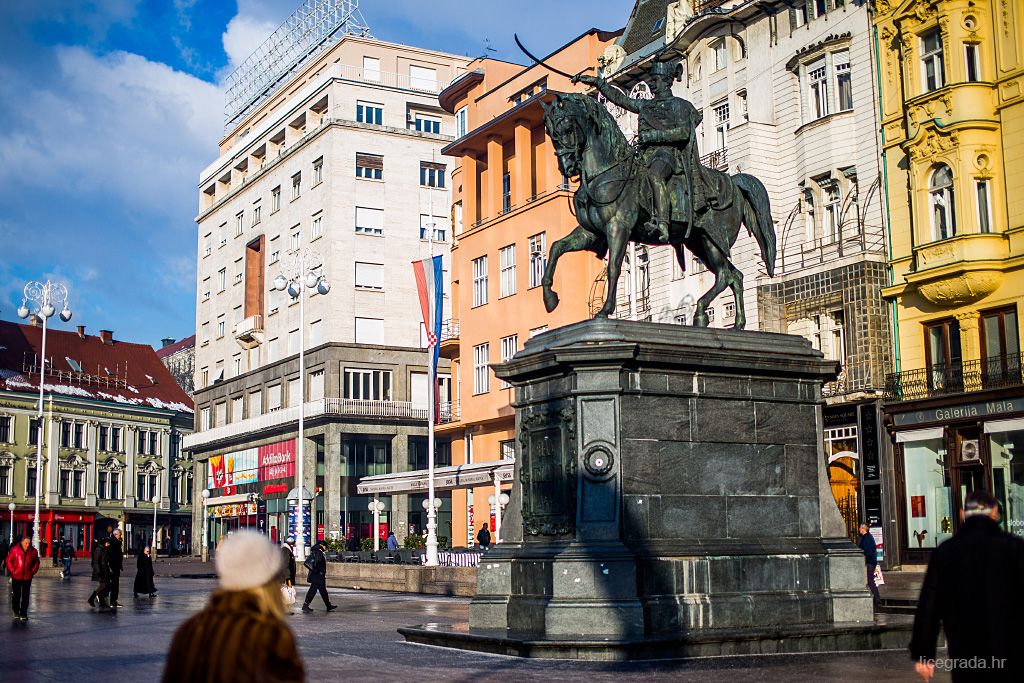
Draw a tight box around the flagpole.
[424,165,439,567]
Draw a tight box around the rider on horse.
[574,58,703,244]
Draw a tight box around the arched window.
[929,165,956,240]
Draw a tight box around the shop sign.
[894,398,1023,427]
[209,503,257,518]
[208,439,296,488]
[263,483,288,495]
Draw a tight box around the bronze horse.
[539,93,776,328]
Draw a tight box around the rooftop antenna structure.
[480,38,498,59]
[223,0,372,131]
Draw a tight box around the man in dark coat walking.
[476,524,491,551]
[301,541,336,613]
[910,490,1024,681]
[857,523,881,605]
[108,529,124,608]
[88,537,112,609]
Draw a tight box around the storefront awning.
[895,426,945,443]
[205,493,251,505]
[357,460,514,496]
[984,417,1024,434]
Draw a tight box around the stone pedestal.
[404,320,889,657]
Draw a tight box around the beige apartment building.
[185,19,469,552]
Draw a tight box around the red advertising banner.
[259,439,296,482]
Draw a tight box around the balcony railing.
[337,63,454,95]
[692,0,730,14]
[700,147,728,171]
[440,319,460,342]
[885,353,1024,402]
[438,400,461,425]
[183,398,429,450]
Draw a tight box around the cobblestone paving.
[1,575,944,682]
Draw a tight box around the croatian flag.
[412,255,444,374]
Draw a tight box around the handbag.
[281,583,296,606]
[873,565,885,586]
[303,556,316,572]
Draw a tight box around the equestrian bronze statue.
[539,58,776,328]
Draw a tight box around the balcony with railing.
[700,147,728,171]
[692,0,730,14]
[234,315,264,349]
[183,398,429,451]
[438,400,461,425]
[439,319,460,359]
[885,353,1024,402]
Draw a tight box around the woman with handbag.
[300,541,337,613]
[280,538,297,612]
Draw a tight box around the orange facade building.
[436,30,619,547]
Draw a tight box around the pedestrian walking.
[300,541,336,613]
[161,530,305,682]
[59,538,74,579]
[386,531,399,551]
[108,528,124,607]
[134,546,157,598]
[910,490,1024,682]
[0,537,9,575]
[5,535,40,622]
[280,537,296,585]
[857,523,881,605]
[476,524,491,551]
[88,537,112,610]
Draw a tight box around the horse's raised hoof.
[693,313,709,328]
[543,289,560,313]
[594,311,609,319]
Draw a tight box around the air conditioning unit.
[961,439,980,463]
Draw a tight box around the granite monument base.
[403,320,897,658]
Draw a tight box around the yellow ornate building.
[875,0,1024,564]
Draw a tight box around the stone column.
[486,135,503,219]
[512,120,533,205]
[391,430,410,540]
[45,414,59,505]
[324,425,343,539]
[86,420,98,507]
[125,426,137,508]
[461,154,479,226]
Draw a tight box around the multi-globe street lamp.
[271,248,330,561]
[368,499,385,551]
[488,492,510,544]
[17,280,72,550]
[7,502,15,544]
[200,488,210,562]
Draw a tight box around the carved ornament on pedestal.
[917,271,1002,306]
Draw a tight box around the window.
[363,56,380,81]
[834,51,852,111]
[420,161,446,188]
[60,421,85,449]
[925,318,963,393]
[202,233,212,257]
[356,101,383,125]
[200,407,211,431]
[738,90,748,121]
[218,268,226,292]
[713,101,729,149]
[313,157,323,185]
[825,185,841,243]
[252,201,261,225]
[807,59,829,120]
[98,425,108,452]
[271,186,281,212]
[500,439,515,461]
[976,180,992,233]
[344,368,392,401]
[981,307,1021,384]
[529,233,547,289]
[500,334,518,388]
[310,370,325,401]
[651,17,665,32]
[814,0,827,18]
[473,343,490,394]
[287,377,301,407]
[794,3,808,27]
[233,354,242,376]
[419,214,447,242]
[288,328,299,355]
[110,426,121,452]
[269,235,280,264]
[61,468,83,498]
[712,39,728,72]
[291,172,301,200]
[200,366,209,388]
[499,245,517,298]
[455,106,468,138]
[530,325,548,338]
[965,43,980,82]
[929,164,956,240]
[290,229,300,250]
[454,201,464,236]
[502,172,511,213]
[267,384,283,411]
[355,262,384,290]
[345,438,391,478]
[267,337,278,363]
[231,396,243,422]
[354,317,384,345]
[413,114,441,134]
[26,466,37,497]
[472,256,488,307]
[409,65,437,91]
[217,316,226,338]
[219,225,227,247]
[234,259,243,285]
[0,416,10,444]
[248,392,262,418]
[355,153,383,180]
[724,302,736,319]
[98,470,108,499]
[355,207,384,235]
[0,462,8,495]
[235,211,244,237]
[921,29,945,92]
[309,319,322,346]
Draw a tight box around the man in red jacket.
[5,535,41,622]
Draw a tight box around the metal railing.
[700,147,728,171]
[183,398,428,450]
[885,352,1024,402]
[337,63,453,94]
[440,319,460,342]
[438,400,460,424]
[692,0,730,14]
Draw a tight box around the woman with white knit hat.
[161,531,305,682]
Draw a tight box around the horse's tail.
[734,173,776,277]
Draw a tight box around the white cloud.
[221,0,295,73]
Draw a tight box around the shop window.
[903,437,952,549]
[344,438,391,478]
[981,307,1021,386]
[988,426,1024,538]
[925,318,963,392]
[929,164,956,240]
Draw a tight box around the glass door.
[989,427,1024,538]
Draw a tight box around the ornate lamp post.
[368,499,385,551]
[17,280,72,549]
[488,492,510,544]
[7,502,14,544]
[151,493,160,554]
[200,489,210,561]
[271,248,330,561]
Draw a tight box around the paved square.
[2,575,944,681]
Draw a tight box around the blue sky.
[0,0,629,348]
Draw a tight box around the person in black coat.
[107,529,124,608]
[88,538,112,609]
[476,525,491,550]
[910,490,1024,682]
[134,545,157,597]
[301,541,336,613]
[280,537,296,585]
[857,523,880,605]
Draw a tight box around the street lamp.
[151,493,160,555]
[200,489,210,562]
[271,248,330,562]
[368,499,385,551]
[488,492,510,544]
[17,279,72,550]
[422,497,441,550]
[7,502,15,544]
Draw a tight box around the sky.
[0,0,629,348]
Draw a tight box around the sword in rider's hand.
[514,33,593,83]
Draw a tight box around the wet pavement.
[2,575,943,682]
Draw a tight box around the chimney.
[99,330,113,345]
[77,325,87,339]
[160,337,176,348]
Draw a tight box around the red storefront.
[7,509,96,558]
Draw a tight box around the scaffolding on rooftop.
[223,0,371,131]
